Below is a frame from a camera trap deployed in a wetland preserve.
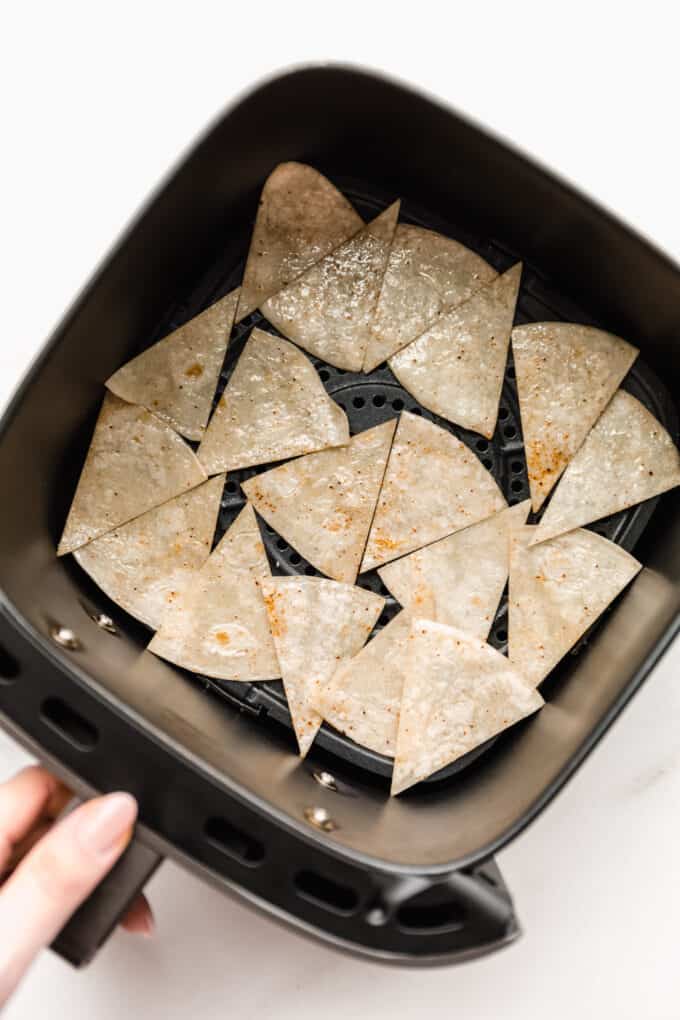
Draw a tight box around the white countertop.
[3,7,680,1018]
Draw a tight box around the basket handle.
[363,857,518,958]
[51,835,162,967]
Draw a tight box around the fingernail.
[77,793,138,855]
[139,913,155,938]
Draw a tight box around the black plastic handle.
[51,835,162,967]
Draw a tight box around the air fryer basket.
[0,66,679,967]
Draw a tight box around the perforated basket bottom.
[135,179,677,786]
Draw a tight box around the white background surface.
[2,3,680,1017]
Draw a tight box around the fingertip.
[120,894,155,937]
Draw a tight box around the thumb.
[0,792,137,1004]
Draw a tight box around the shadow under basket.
[0,65,679,968]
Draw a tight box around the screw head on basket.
[50,624,82,650]
[312,770,339,792]
[304,805,338,832]
[91,612,117,635]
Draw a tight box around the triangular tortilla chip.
[378,500,530,639]
[316,611,412,758]
[242,419,396,583]
[197,328,349,474]
[236,163,364,321]
[361,412,506,573]
[261,576,384,756]
[148,504,279,680]
[261,202,400,372]
[363,224,498,372]
[74,476,224,629]
[106,289,239,441]
[531,390,680,545]
[392,619,544,795]
[389,264,521,438]
[512,322,638,510]
[58,394,207,556]
[509,525,641,687]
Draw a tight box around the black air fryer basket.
[1,66,679,967]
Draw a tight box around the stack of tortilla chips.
[59,163,680,795]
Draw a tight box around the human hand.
[0,765,153,1006]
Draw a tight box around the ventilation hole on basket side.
[396,898,466,934]
[476,439,489,452]
[352,396,365,409]
[511,460,524,474]
[294,870,359,915]
[372,394,385,407]
[496,628,508,642]
[392,399,404,411]
[504,425,517,439]
[0,644,20,683]
[290,552,301,565]
[225,481,238,494]
[204,817,265,867]
[319,369,330,382]
[499,407,509,421]
[40,698,98,751]
[511,479,524,493]
[276,538,288,551]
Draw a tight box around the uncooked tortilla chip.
[531,390,680,545]
[261,576,384,756]
[242,419,396,584]
[391,619,544,795]
[261,202,400,371]
[148,503,279,681]
[316,611,412,758]
[106,289,239,441]
[363,224,498,372]
[197,328,349,474]
[74,476,224,629]
[509,525,641,686]
[58,394,207,556]
[236,163,364,321]
[378,500,530,639]
[512,322,638,510]
[389,264,521,438]
[361,412,506,572]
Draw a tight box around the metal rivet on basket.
[312,770,338,792]
[364,904,389,927]
[50,625,82,650]
[91,612,117,635]
[303,806,338,832]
